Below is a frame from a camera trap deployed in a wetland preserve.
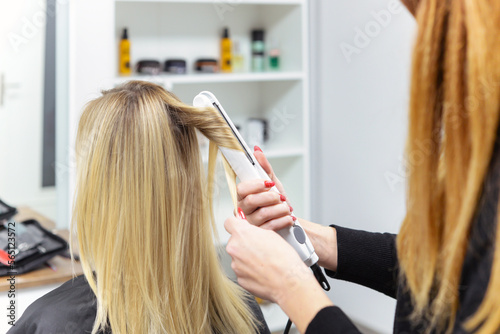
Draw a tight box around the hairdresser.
[224,0,500,333]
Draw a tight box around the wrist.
[277,268,333,333]
[323,226,338,271]
[299,219,338,272]
[272,262,313,304]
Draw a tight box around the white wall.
[310,1,416,332]
[55,0,115,228]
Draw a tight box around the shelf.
[115,71,304,86]
[116,0,304,4]
[263,147,304,159]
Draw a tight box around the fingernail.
[280,194,286,202]
[264,181,275,188]
[289,205,293,213]
[292,216,297,222]
[254,145,263,153]
[237,207,246,220]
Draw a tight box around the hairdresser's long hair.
[72,81,258,334]
[397,0,500,333]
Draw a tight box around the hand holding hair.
[225,215,334,334]
[225,214,302,303]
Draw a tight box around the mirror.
[0,0,57,224]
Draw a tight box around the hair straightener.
[193,91,331,293]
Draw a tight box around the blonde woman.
[11,81,270,334]
[225,0,500,333]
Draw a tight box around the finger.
[239,191,284,216]
[253,147,288,197]
[247,203,291,226]
[237,207,246,220]
[225,238,235,258]
[237,179,275,202]
[230,260,241,276]
[224,216,241,235]
[253,147,274,177]
[260,215,295,232]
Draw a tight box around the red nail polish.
[237,207,246,220]
[292,216,297,222]
[254,145,263,153]
[264,181,275,188]
[280,194,286,202]
[289,206,294,212]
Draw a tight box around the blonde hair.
[398,0,500,333]
[72,81,259,334]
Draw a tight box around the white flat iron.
[193,91,330,291]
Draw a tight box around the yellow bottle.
[119,28,131,76]
[220,27,232,73]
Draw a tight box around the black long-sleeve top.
[306,144,499,334]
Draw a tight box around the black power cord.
[284,319,293,334]
[283,263,330,334]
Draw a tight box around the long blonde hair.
[397,0,500,332]
[72,81,259,334]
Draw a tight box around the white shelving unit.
[111,0,311,241]
[62,0,310,332]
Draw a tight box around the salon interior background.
[0,0,415,333]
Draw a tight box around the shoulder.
[8,275,98,334]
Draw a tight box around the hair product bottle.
[251,29,265,72]
[268,39,280,71]
[119,28,131,76]
[232,40,244,73]
[220,27,232,73]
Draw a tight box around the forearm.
[276,263,334,334]
[327,226,399,298]
[299,219,338,271]
[301,219,399,298]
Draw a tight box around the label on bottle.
[119,42,131,75]
[269,56,279,70]
[252,41,265,53]
[252,55,264,72]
